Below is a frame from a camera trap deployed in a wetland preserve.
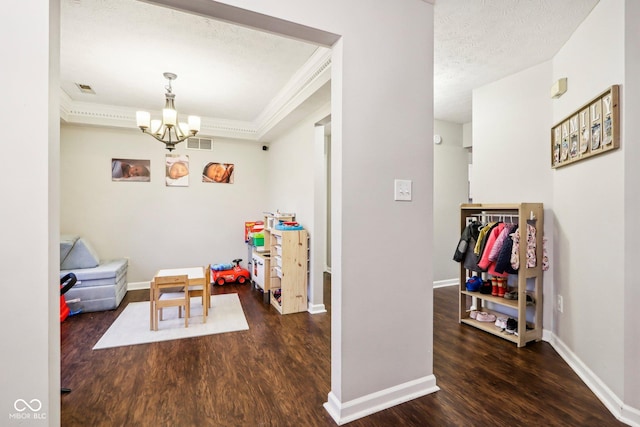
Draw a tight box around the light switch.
[394,179,412,201]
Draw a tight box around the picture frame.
[111,158,150,182]
[551,85,619,168]
[166,154,189,187]
[202,162,235,183]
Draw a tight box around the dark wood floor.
[61,275,624,426]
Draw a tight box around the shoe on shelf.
[470,310,478,319]
[505,318,518,334]
[476,312,497,322]
[495,316,507,329]
[504,291,518,300]
[502,292,536,304]
[497,278,507,297]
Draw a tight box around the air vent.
[75,83,95,94]
[186,137,213,151]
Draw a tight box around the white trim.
[127,281,150,291]
[59,89,72,122]
[623,405,640,427]
[323,375,439,425]
[308,303,327,314]
[60,97,260,140]
[58,48,331,142]
[256,49,331,139]
[433,278,458,288]
[548,333,640,427]
[542,328,554,343]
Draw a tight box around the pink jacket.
[477,223,508,277]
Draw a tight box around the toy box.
[253,232,265,246]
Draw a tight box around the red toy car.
[211,258,251,285]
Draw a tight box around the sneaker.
[469,310,478,319]
[476,312,497,322]
[465,276,482,292]
[504,291,518,300]
[503,292,536,304]
[505,318,518,334]
[495,316,507,329]
[479,282,492,294]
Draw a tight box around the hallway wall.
[472,0,640,423]
[433,119,469,283]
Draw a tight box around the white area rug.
[93,293,249,350]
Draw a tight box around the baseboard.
[433,278,458,288]
[323,375,439,425]
[308,303,327,314]
[549,333,640,426]
[622,404,640,427]
[127,281,150,291]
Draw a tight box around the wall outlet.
[557,295,564,313]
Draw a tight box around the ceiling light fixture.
[136,72,201,152]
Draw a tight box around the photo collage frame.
[551,85,619,168]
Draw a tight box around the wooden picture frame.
[551,85,619,168]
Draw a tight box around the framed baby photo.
[202,162,234,183]
[111,158,150,182]
[166,154,190,187]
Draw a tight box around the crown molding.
[60,92,260,140]
[255,47,331,139]
[59,47,332,142]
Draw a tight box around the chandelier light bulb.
[136,111,150,129]
[178,122,189,137]
[162,108,177,127]
[150,119,163,135]
[188,115,201,132]
[135,72,201,151]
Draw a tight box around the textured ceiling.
[60,0,600,134]
[60,0,320,124]
[434,0,599,123]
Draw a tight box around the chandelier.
[135,72,201,151]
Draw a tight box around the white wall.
[266,113,322,231]
[324,10,436,420]
[433,120,468,283]
[192,0,437,422]
[473,61,554,206]
[2,0,60,423]
[552,0,625,400]
[266,103,331,311]
[624,0,640,415]
[473,0,640,423]
[60,125,269,283]
[473,60,554,328]
[462,122,472,148]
